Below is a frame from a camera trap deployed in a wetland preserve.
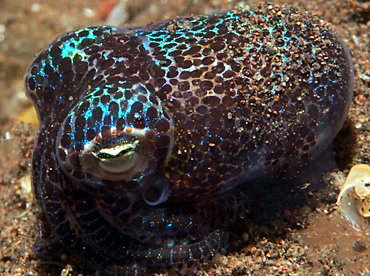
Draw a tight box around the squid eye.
[92,141,140,174]
[81,131,153,182]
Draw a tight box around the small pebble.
[353,241,367,253]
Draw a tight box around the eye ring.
[80,128,154,182]
[92,140,140,174]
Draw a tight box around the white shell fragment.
[337,164,370,233]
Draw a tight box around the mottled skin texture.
[25,3,354,275]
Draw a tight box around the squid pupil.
[97,148,132,159]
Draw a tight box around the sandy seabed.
[0,0,370,275]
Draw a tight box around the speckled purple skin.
[25,3,353,274]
